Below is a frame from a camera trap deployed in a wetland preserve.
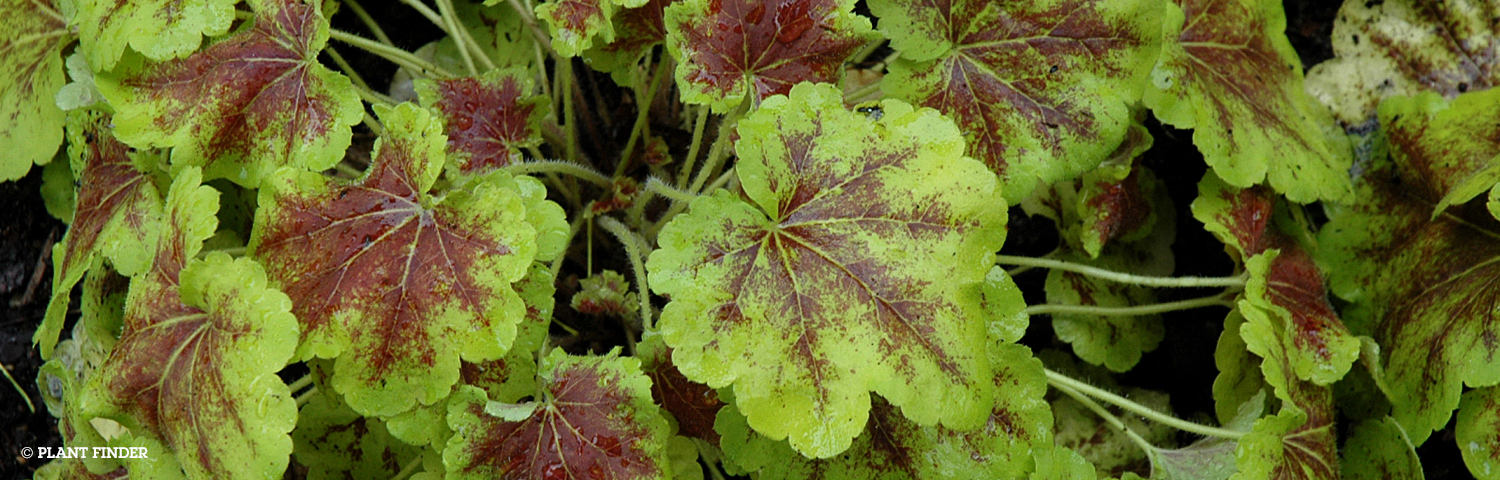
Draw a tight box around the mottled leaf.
[585,0,672,84]
[444,350,674,480]
[81,168,300,480]
[39,111,162,360]
[1459,387,1500,480]
[417,69,547,173]
[1379,89,1500,217]
[1342,417,1424,480]
[1193,173,1358,385]
[647,83,1010,457]
[96,0,364,188]
[1212,309,1268,425]
[573,270,638,317]
[639,334,723,445]
[293,394,423,480]
[1305,0,1500,126]
[250,103,566,417]
[1072,124,1159,258]
[1144,0,1352,203]
[1030,442,1098,480]
[872,0,1162,202]
[0,0,68,182]
[665,0,876,112]
[1318,147,1500,445]
[719,343,1053,479]
[1045,252,1166,373]
[1231,299,1339,480]
[537,0,645,58]
[74,0,233,70]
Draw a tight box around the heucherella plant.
[6,0,1496,477]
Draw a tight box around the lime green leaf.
[74,0,234,70]
[1072,124,1159,258]
[1305,0,1500,127]
[1231,303,1338,480]
[1148,393,1262,480]
[1379,89,1500,218]
[584,0,672,84]
[1193,173,1358,385]
[1045,252,1165,373]
[1030,442,1098,480]
[293,394,423,480]
[0,0,69,182]
[665,0,876,112]
[81,168,300,480]
[647,83,1009,457]
[1212,309,1268,425]
[872,0,1162,202]
[443,349,674,480]
[415,68,548,173]
[1343,417,1424,480]
[96,0,363,188]
[250,103,564,417]
[1045,353,1175,476]
[40,149,76,223]
[39,111,162,360]
[1144,0,1352,203]
[1318,150,1500,445]
[1459,387,1500,480]
[719,343,1054,479]
[537,0,643,58]
[56,52,105,112]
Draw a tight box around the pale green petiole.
[1045,369,1247,440]
[997,255,1248,288]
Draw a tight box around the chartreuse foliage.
[649,83,1009,458]
[1144,0,1353,204]
[871,0,1162,203]
[21,0,1500,478]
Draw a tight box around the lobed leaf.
[81,168,301,480]
[1318,146,1500,445]
[1144,0,1353,203]
[292,394,423,480]
[584,0,673,84]
[665,0,876,112]
[1459,386,1500,480]
[96,0,363,188]
[1341,417,1424,480]
[39,111,162,360]
[639,334,724,445]
[1378,89,1500,218]
[1305,0,1500,127]
[0,0,69,182]
[250,103,566,417]
[443,349,674,480]
[73,0,234,71]
[1231,300,1338,480]
[647,83,1011,457]
[416,68,549,173]
[718,343,1053,479]
[872,0,1162,202]
[1045,252,1165,373]
[1193,173,1358,385]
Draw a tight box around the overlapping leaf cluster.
[12,0,1500,478]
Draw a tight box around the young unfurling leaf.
[648,83,1012,457]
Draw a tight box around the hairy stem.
[286,373,314,393]
[329,29,454,78]
[440,0,497,71]
[843,81,883,103]
[1044,369,1247,440]
[596,216,654,332]
[1024,292,1232,317]
[1050,381,1158,456]
[615,53,672,177]
[677,106,711,189]
[506,160,611,186]
[435,0,479,76]
[996,255,1247,288]
[507,0,561,60]
[687,98,750,195]
[645,177,698,205]
[295,386,320,407]
[560,60,579,163]
[342,0,394,46]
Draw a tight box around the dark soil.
[0,169,65,480]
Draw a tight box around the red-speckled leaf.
[639,333,724,445]
[250,103,566,418]
[1379,89,1500,218]
[95,0,363,188]
[665,0,876,112]
[416,69,548,173]
[717,344,1054,479]
[73,0,234,71]
[585,0,673,84]
[0,0,69,182]
[647,84,1011,457]
[871,0,1162,202]
[536,0,647,58]
[38,111,163,360]
[80,168,300,480]
[1319,146,1500,445]
[1193,173,1358,385]
[1232,301,1338,480]
[1145,0,1352,204]
[444,349,674,480]
[1306,0,1500,127]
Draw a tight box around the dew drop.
[774,1,814,43]
[453,115,474,130]
[592,435,623,457]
